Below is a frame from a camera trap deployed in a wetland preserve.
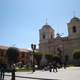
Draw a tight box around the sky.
[0,0,80,49]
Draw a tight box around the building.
[0,45,31,65]
[39,16,80,63]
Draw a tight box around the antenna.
[73,11,76,17]
[45,17,48,25]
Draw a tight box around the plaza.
[4,67,80,80]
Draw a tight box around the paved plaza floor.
[4,67,80,80]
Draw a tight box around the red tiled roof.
[0,45,31,52]
[0,45,9,50]
[19,48,31,52]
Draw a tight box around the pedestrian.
[32,64,35,73]
[0,64,5,80]
[49,63,52,72]
[53,61,58,72]
[11,64,16,80]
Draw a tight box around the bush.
[33,52,42,68]
[73,50,80,60]
[73,49,80,66]
[45,54,54,63]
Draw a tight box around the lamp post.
[31,44,36,72]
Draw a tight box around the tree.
[6,47,19,65]
[73,49,80,65]
[33,52,42,68]
[45,54,53,63]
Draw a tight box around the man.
[0,64,5,80]
[52,61,58,72]
[11,64,16,80]
[32,64,35,73]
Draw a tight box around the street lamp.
[31,44,36,72]
[31,44,36,53]
[31,44,36,64]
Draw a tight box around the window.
[43,34,45,39]
[72,26,77,33]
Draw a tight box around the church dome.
[42,24,53,30]
[70,16,80,22]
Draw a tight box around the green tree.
[45,54,53,63]
[6,47,19,65]
[73,49,80,65]
[33,52,42,68]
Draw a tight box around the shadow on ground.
[5,74,60,80]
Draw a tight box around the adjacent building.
[0,45,31,65]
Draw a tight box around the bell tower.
[67,16,80,39]
[39,23,55,54]
[39,24,54,43]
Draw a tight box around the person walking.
[11,64,16,80]
[0,64,5,80]
[52,61,58,72]
[49,63,52,72]
[32,64,35,73]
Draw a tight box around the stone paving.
[4,67,80,80]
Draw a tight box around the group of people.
[0,64,16,80]
[48,62,58,72]
[32,61,61,73]
[31,59,68,73]
[0,64,6,80]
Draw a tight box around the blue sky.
[0,0,80,49]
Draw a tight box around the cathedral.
[39,16,80,63]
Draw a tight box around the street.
[4,67,80,80]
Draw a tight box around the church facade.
[39,17,80,63]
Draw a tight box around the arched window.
[72,26,77,33]
[43,34,45,39]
